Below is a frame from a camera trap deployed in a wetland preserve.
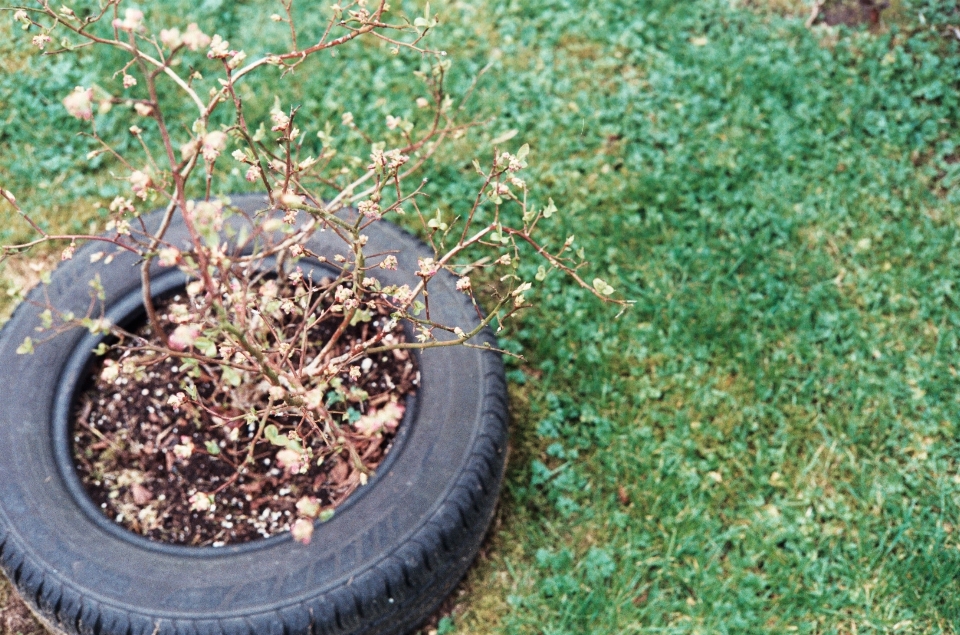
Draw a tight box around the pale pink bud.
[226,50,246,70]
[122,74,137,88]
[181,23,210,51]
[112,8,143,32]
[201,130,227,162]
[354,401,405,435]
[128,170,151,200]
[63,87,94,121]
[169,324,200,351]
[159,27,182,49]
[379,255,398,270]
[157,247,180,267]
[270,108,290,132]
[32,34,51,49]
[244,165,262,182]
[385,115,401,130]
[100,360,120,383]
[166,392,186,408]
[189,492,212,511]
[276,448,304,474]
[60,243,76,261]
[456,276,472,292]
[207,34,229,59]
[180,138,200,161]
[291,518,314,545]
[108,196,135,214]
[417,257,439,277]
[279,191,304,208]
[296,496,320,518]
[173,436,195,460]
[357,199,380,219]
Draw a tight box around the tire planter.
[0,194,508,635]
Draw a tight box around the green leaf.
[265,425,293,447]
[349,309,372,326]
[517,143,530,161]
[221,366,242,387]
[592,278,615,296]
[16,337,33,355]
[182,379,198,400]
[88,275,105,301]
[491,129,519,145]
[194,337,218,358]
[318,509,335,522]
[543,198,557,218]
[204,441,221,456]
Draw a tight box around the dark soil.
[820,0,888,27]
[72,281,418,547]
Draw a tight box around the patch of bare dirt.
[0,579,47,635]
[819,0,888,27]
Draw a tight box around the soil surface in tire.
[72,281,418,547]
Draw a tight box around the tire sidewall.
[0,194,507,635]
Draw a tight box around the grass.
[4,0,960,632]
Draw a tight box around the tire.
[0,194,508,635]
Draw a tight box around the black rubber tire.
[0,194,508,635]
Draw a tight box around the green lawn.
[5,0,960,633]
